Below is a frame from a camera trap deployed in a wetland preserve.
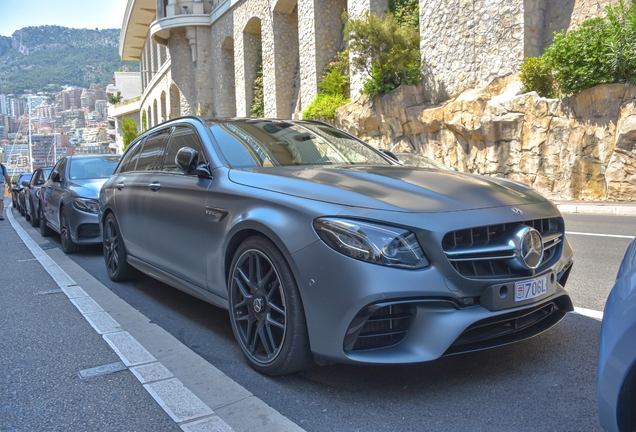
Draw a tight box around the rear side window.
[118,139,143,173]
[135,129,171,171]
[162,126,206,173]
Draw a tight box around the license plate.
[515,275,548,302]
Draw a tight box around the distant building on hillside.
[81,84,107,111]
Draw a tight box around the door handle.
[116,182,124,190]
[149,181,161,191]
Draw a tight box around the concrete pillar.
[272,2,299,118]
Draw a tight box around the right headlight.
[314,218,429,269]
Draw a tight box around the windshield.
[69,156,120,180]
[208,120,391,168]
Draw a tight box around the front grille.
[77,223,100,239]
[444,294,572,355]
[344,304,415,352]
[442,217,563,278]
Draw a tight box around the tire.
[103,213,137,281]
[29,201,39,227]
[39,205,54,237]
[60,207,79,254]
[228,236,313,376]
[19,203,25,217]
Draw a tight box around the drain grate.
[78,362,127,380]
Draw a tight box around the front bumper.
[67,206,101,245]
[292,219,574,365]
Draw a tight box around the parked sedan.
[100,117,574,376]
[11,173,32,214]
[23,166,53,227]
[40,154,120,253]
[598,237,636,432]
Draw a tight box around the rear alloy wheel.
[29,201,39,227]
[228,236,312,376]
[103,213,137,281]
[39,205,53,237]
[60,207,79,254]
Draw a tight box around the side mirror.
[51,171,61,182]
[175,147,198,174]
[21,180,29,187]
[381,149,400,162]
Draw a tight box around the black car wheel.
[60,207,79,254]
[29,201,39,227]
[228,236,312,376]
[39,205,53,237]
[19,203,25,217]
[103,213,137,281]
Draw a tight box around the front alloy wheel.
[60,207,79,254]
[103,213,136,281]
[228,237,312,375]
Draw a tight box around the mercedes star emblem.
[508,226,545,271]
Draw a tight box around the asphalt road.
[12,212,636,431]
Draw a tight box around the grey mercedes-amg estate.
[99,116,574,376]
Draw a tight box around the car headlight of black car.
[73,197,100,214]
[314,218,429,269]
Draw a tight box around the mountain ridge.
[0,26,137,95]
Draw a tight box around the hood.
[228,165,547,212]
[68,178,108,199]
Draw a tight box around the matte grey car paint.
[100,117,575,367]
[598,238,636,432]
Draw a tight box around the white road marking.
[6,208,234,431]
[566,231,635,239]
[572,306,604,321]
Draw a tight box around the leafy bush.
[319,50,350,96]
[121,117,139,151]
[519,57,556,98]
[389,0,419,29]
[521,0,636,96]
[250,48,264,118]
[302,93,350,121]
[345,12,421,97]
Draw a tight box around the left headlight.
[73,197,99,214]
[314,218,429,269]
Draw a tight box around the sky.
[0,0,127,37]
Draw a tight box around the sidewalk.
[554,201,636,216]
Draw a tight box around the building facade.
[119,0,620,123]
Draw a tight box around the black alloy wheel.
[103,213,137,281]
[19,202,25,217]
[29,201,39,227]
[228,236,312,376]
[39,205,53,237]
[60,207,79,254]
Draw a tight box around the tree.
[121,117,139,151]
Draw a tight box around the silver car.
[99,117,574,376]
[598,237,636,432]
[40,154,121,253]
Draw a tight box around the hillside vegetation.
[0,26,137,95]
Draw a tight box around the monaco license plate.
[515,275,548,302]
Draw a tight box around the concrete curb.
[557,204,636,216]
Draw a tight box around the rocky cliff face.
[335,76,636,201]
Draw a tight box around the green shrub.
[521,0,636,97]
[250,48,265,117]
[141,110,147,132]
[319,49,350,96]
[121,117,139,151]
[345,12,421,98]
[519,57,556,98]
[302,93,350,121]
[389,0,419,29]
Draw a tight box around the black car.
[23,167,53,227]
[11,173,32,215]
[40,155,120,253]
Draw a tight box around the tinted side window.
[162,126,206,173]
[136,129,171,171]
[118,139,144,173]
